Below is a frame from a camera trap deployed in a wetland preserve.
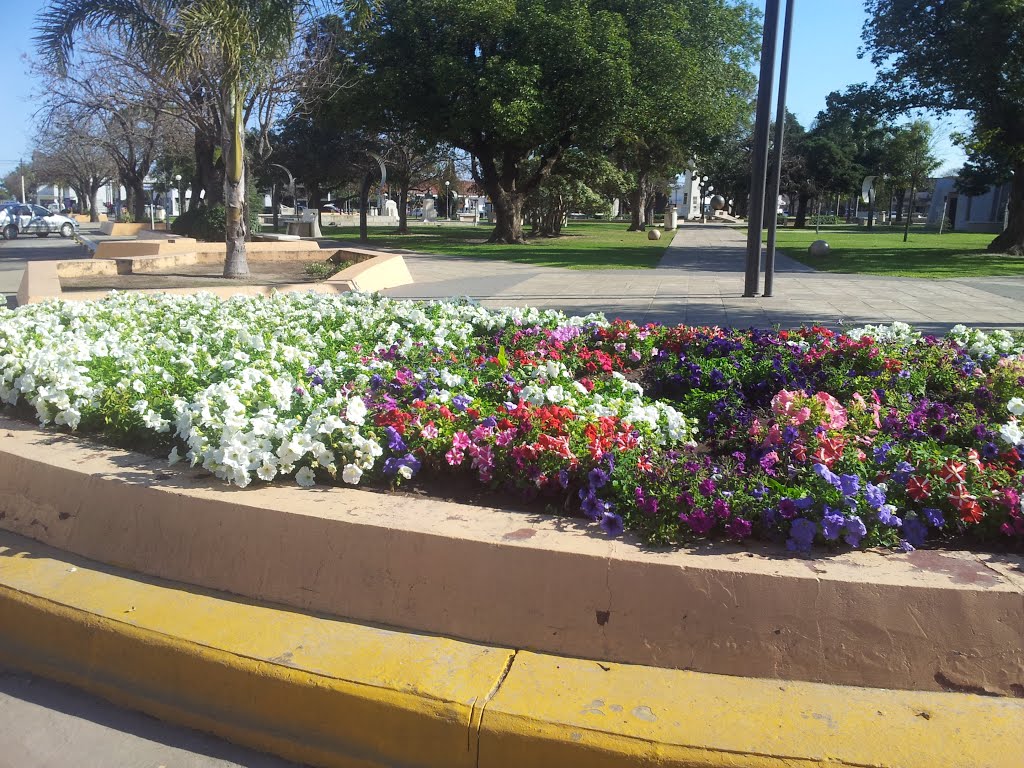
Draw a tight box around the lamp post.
[763,0,796,298]
[174,174,183,217]
[743,0,782,297]
[706,185,715,219]
[444,180,451,221]
[699,176,709,221]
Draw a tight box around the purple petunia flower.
[922,507,945,528]
[843,516,867,548]
[892,461,915,484]
[778,498,798,519]
[794,496,815,510]
[786,518,817,552]
[865,483,886,511]
[451,393,473,412]
[877,504,902,527]
[557,470,570,489]
[384,426,406,452]
[600,511,624,537]
[698,478,717,495]
[683,508,716,535]
[821,507,846,541]
[782,425,799,444]
[726,517,752,539]
[635,487,659,517]
[580,491,609,521]
[812,463,843,491]
[873,442,893,463]
[839,474,860,498]
[902,515,928,548]
[588,467,609,489]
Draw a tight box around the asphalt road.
[0,230,87,306]
[0,668,304,768]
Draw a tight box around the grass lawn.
[319,220,668,269]
[766,225,1024,278]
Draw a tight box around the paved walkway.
[379,224,1024,332]
[0,668,301,768]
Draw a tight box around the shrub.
[171,204,226,241]
[807,214,844,226]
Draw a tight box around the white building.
[669,169,705,219]
[927,177,1011,233]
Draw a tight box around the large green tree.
[806,85,890,225]
[609,0,758,231]
[863,0,1024,252]
[37,0,328,277]
[361,0,633,243]
[884,120,940,240]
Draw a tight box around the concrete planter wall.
[0,418,1020,696]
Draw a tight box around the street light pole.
[763,0,796,298]
[743,0,782,298]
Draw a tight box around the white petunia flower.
[341,463,363,484]
[295,466,316,487]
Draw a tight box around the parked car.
[320,203,340,213]
[0,203,79,240]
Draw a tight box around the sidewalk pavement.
[379,224,1024,333]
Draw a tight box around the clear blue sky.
[0,0,966,175]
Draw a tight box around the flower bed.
[0,293,1022,552]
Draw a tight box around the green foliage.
[304,261,342,280]
[863,0,1024,250]
[884,120,941,192]
[360,0,757,240]
[807,214,843,226]
[172,204,227,241]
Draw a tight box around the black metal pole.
[743,0,781,297]
[763,0,795,298]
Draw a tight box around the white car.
[0,203,78,240]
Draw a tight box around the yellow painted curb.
[0,530,1020,768]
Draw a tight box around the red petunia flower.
[906,476,932,501]
[959,501,984,524]
[967,449,982,469]
[947,484,978,513]
[939,460,967,485]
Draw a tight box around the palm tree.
[36,0,374,278]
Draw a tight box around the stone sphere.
[808,239,831,257]
[710,194,726,211]
[648,228,662,240]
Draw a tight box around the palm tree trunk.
[223,86,249,278]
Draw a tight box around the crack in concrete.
[471,649,518,767]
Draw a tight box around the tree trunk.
[223,87,249,278]
[130,177,146,223]
[359,170,372,242]
[397,184,409,234]
[194,130,223,209]
[902,185,915,242]
[487,189,525,243]
[795,193,810,228]
[988,164,1024,254]
[89,184,102,223]
[627,187,646,231]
